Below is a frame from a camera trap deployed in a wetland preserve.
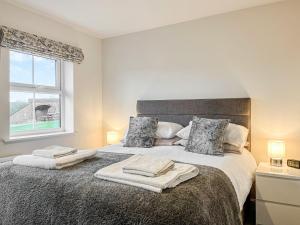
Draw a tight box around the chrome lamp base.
[270,158,283,167]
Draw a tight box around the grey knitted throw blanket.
[0,152,241,225]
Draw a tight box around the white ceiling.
[5,0,284,38]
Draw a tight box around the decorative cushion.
[185,117,229,156]
[123,117,158,148]
[156,122,183,139]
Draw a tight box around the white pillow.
[120,128,128,144]
[174,139,188,147]
[156,122,183,139]
[122,121,183,142]
[223,123,249,148]
[174,140,249,153]
[176,121,192,139]
[176,121,248,149]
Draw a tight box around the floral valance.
[0,25,84,63]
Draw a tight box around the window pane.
[35,93,61,130]
[10,92,34,134]
[10,51,33,84]
[10,92,61,135]
[34,56,56,87]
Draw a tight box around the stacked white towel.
[32,145,78,158]
[94,155,199,193]
[122,155,174,177]
[13,146,96,170]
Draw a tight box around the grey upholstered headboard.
[136,98,251,151]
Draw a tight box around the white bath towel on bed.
[13,150,96,170]
[122,154,174,177]
[32,145,78,159]
[94,155,199,192]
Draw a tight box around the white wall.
[0,1,102,157]
[102,0,300,163]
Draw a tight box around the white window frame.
[9,50,65,137]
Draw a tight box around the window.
[9,50,64,137]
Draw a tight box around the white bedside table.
[256,162,300,225]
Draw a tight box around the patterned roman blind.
[0,25,84,63]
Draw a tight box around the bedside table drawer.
[256,175,300,206]
[256,201,300,225]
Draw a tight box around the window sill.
[3,131,74,144]
[0,156,15,163]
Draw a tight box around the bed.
[0,98,256,225]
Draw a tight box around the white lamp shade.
[106,131,119,145]
[268,140,286,159]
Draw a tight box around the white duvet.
[98,144,257,210]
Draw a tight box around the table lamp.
[268,140,285,167]
[106,131,119,145]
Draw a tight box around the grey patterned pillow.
[124,117,158,148]
[185,117,229,156]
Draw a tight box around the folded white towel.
[94,155,199,192]
[13,150,96,170]
[32,145,78,159]
[122,154,174,177]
